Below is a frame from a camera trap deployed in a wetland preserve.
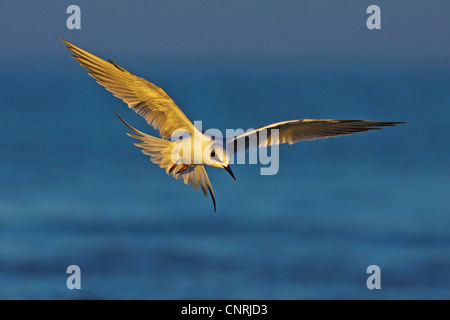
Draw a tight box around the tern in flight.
[63,40,403,211]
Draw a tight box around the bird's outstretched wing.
[63,39,195,139]
[115,112,216,211]
[227,120,404,153]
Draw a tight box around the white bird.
[63,40,403,211]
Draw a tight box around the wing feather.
[228,119,404,153]
[63,39,194,139]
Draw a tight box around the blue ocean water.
[0,56,449,299]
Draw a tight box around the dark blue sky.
[0,0,449,64]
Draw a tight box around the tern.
[63,40,403,211]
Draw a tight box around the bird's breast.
[171,135,215,165]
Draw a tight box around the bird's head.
[206,143,236,181]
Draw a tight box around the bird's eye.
[210,149,216,158]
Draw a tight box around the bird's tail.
[115,112,216,211]
[115,112,174,170]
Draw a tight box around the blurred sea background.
[0,1,449,299]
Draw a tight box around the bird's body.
[63,39,403,211]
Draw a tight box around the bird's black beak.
[224,165,236,181]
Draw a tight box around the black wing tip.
[337,120,406,130]
[108,58,126,72]
[373,121,406,126]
